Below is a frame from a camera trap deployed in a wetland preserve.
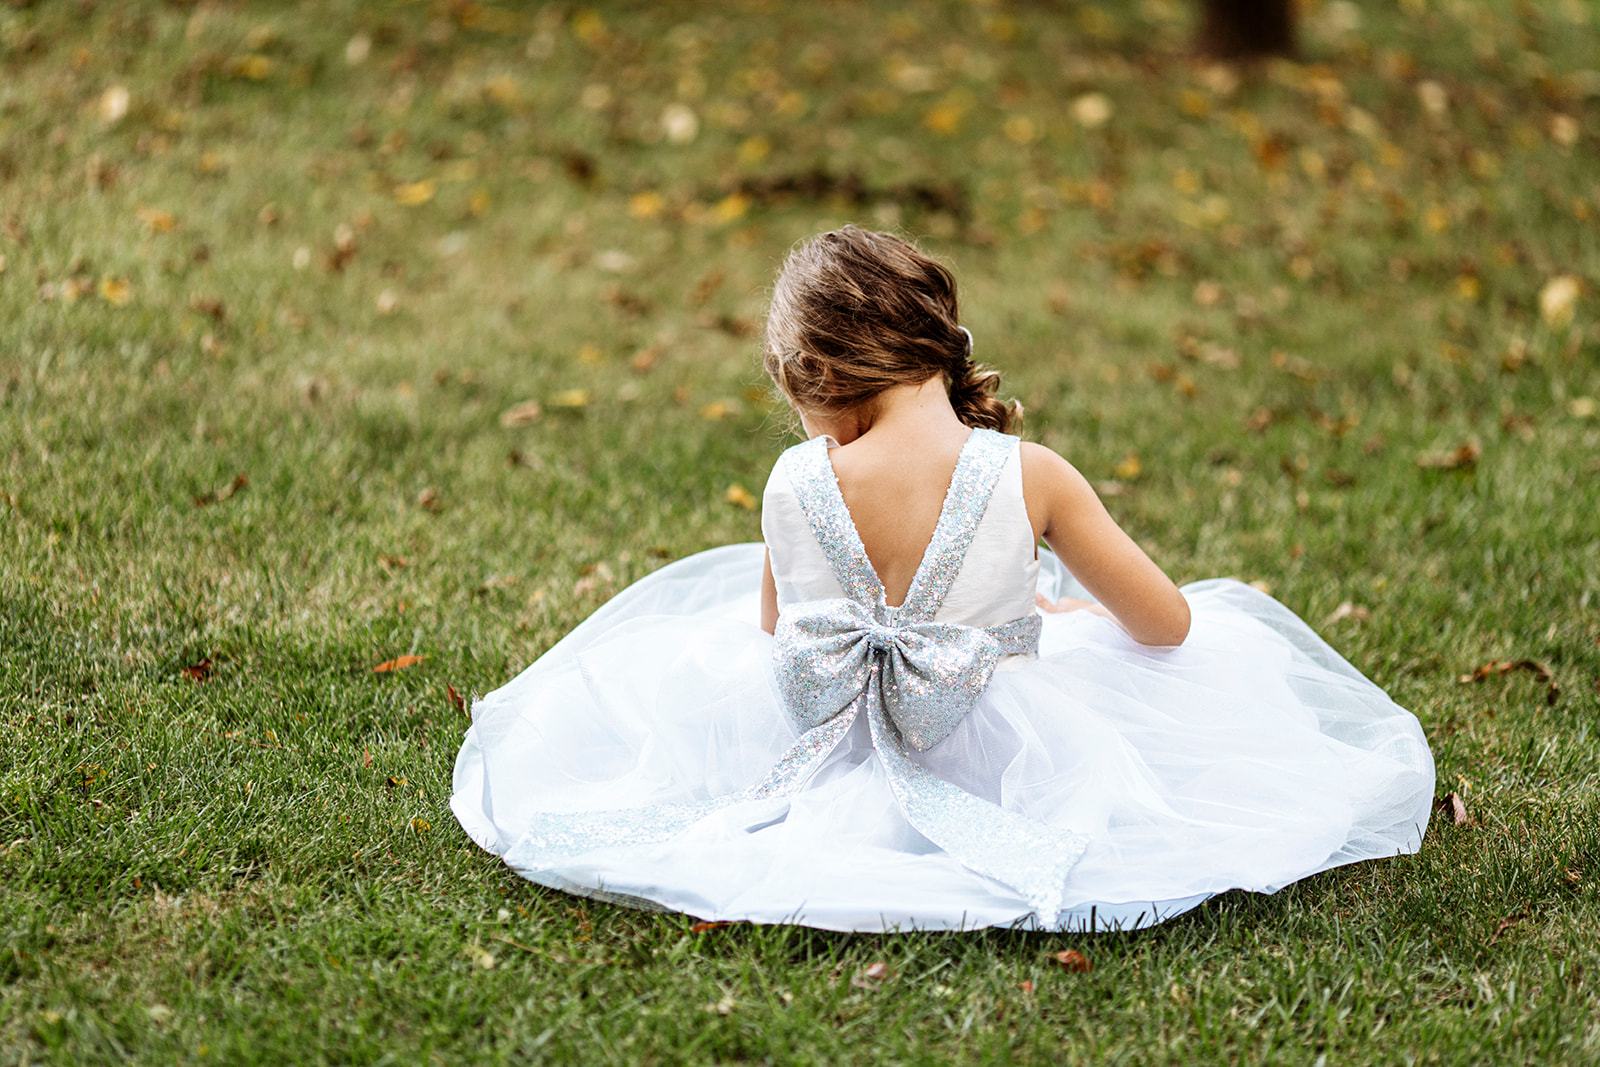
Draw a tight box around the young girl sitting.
[451,226,1435,932]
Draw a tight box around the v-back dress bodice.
[762,433,1040,630]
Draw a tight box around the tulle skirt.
[451,545,1435,932]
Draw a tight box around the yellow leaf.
[923,100,966,136]
[484,75,521,106]
[1113,453,1142,480]
[228,54,275,80]
[737,135,772,165]
[629,191,665,219]
[1454,275,1480,301]
[98,277,132,306]
[577,344,604,365]
[711,193,749,223]
[550,388,590,409]
[394,180,436,206]
[1539,275,1580,326]
[700,399,737,421]
[136,206,177,234]
[725,484,757,510]
[572,9,607,45]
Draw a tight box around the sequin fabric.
[507,427,1089,918]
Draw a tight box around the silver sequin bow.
[775,598,1042,752]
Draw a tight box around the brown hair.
[762,226,1020,432]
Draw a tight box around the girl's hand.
[1036,593,1110,617]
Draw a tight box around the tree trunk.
[1197,0,1297,59]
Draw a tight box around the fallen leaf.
[193,473,248,507]
[1458,658,1560,706]
[1113,453,1142,480]
[851,961,890,988]
[1436,791,1470,827]
[1489,910,1526,945]
[549,389,590,409]
[136,206,177,234]
[394,179,436,206]
[372,655,425,673]
[416,487,441,512]
[1053,949,1092,973]
[725,484,757,510]
[411,816,431,833]
[690,920,733,933]
[446,684,466,713]
[181,658,214,682]
[1416,441,1481,471]
[1325,601,1371,625]
[98,277,132,306]
[499,400,542,427]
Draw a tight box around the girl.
[451,226,1435,932]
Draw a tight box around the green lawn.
[3,0,1598,1061]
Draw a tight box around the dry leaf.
[98,277,132,306]
[549,389,590,409]
[1489,910,1526,945]
[1053,949,1092,973]
[417,487,441,512]
[1458,658,1560,705]
[411,816,431,833]
[181,658,214,682]
[193,473,248,507]
[394,180,436,206]
[725,484,757,510]
[1113,453,1142,480]
[690,921,733,933]
[1325,602,1370,625]
[1436,791,1470,827]
[136,206,177,234]
[372,654,425,673]
[851,961,890,988]
[1416,441,1480,471]
[499,400,543,427]
[446,684,466,713]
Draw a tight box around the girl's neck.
[802,377,966,445]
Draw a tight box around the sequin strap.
[781,437,885,607]
[897,428,1017,622]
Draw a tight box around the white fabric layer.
[452,539,1436,932]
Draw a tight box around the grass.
[2,0,1598,1061]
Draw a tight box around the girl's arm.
[1020,443,1190,646]
[760,549,779,635]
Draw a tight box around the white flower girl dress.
[451,429,1435,932]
